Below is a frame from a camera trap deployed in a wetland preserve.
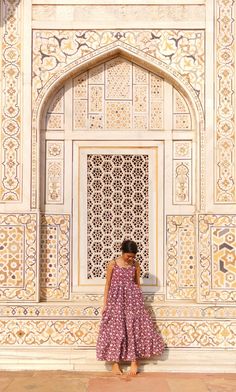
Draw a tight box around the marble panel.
[199,214,236,302]
[0,214,37,301]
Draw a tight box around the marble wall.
[0,0,235,370]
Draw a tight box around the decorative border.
[0,0,22,201]
[199,214,236,302]
[166,215,196,300]
[0,303,235,319]
[215,0,236,202]
[0,319,234,348]
[0,214,37,301]
[40,214,70,301]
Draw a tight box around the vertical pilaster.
[0,1,22,203]
[215,0,236,203]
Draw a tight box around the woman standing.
[96,239,165,375]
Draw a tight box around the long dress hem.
[96,261,165,362]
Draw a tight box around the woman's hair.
[121,239,138,254]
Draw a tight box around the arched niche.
[43,57,194,133]
[38,48,202,298]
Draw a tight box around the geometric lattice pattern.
[73,58,164,131]
[40,214,70,301]
[212,227,236,289]
[0,214,37,301]
[40,226,57,288]
[0,225,24,288]
[199,215,236,302]
[87,153,149,279]
[166,215,196,300]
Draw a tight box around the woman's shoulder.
[107,259,116,269]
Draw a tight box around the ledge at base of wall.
[0,348,235,373]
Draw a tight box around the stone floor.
[0,371,236,392]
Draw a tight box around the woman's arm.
[103,260,115,307]
[135,261,141,288]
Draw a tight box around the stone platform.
[1,371,236,392]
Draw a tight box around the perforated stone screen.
[87,153,149,279]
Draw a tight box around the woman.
[96,239,165,375]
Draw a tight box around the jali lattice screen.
[86,153,149,279]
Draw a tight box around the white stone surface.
[32,4,205,29]
[0,0,235,371]
[0,348,234,373]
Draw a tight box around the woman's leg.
[128,360,138,375]
[111,361,123,375]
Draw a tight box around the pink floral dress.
[96,260,165,361]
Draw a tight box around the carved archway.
[32,42,204,210]
[36,46,203,299]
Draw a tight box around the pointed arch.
[36,41,203,130]
[32,41,205,209]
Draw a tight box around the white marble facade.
[0,0,235,371]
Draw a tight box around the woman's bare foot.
[111,362,123,375]
[128,360,138,376]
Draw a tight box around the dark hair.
[121,239,138,254]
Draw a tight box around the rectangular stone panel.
[73,72,87,99]
[133,65,148,85]
[173,160,191,204]
[45,141,64,204]
[105,101,132,129]
[46,114,64,130]
[211,227,236,290]
[0,225,24,288]
[150,74,163,100]
[173,141,192,160]
[105,58,132,100]
[73,100,87,130]
[88,64,104,84]
[133,85,148,113]
[89,85,103,113]
[150,101,163,129]
[88,114,104,130]
[173,114,191,130]
[199,215,236,302]
[133,115,148,130]
[40,214,70,301]
[0,214,37,301]
[166,215,196,300]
